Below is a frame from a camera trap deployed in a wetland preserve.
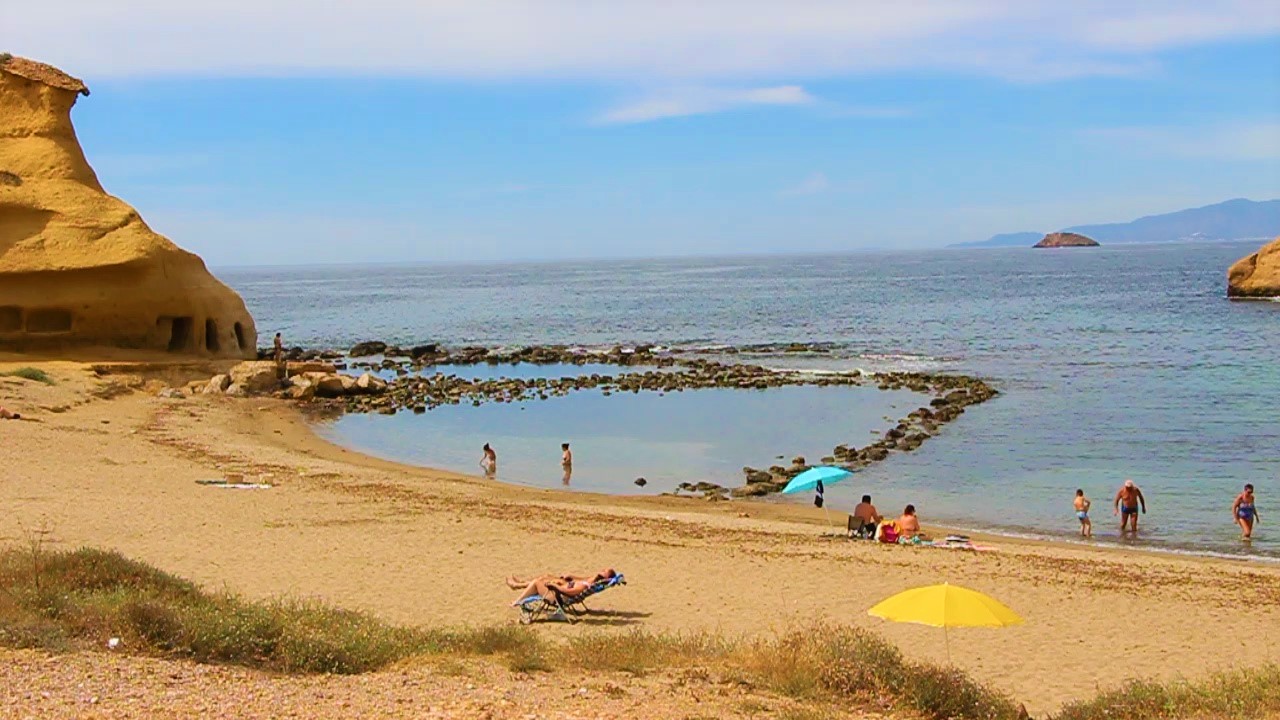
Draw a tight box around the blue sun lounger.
[516,574,626,624]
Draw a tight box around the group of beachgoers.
[480,441,574,484]
[846,479,1261,545]
[1070,479,1260,541]
[846,496,921,543]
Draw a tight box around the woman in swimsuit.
[1232,483,1260,540]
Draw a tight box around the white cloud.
[780,172,831,196]
[1082,121,1280,161]
[597,85,814,124]
[6,1,1277,83]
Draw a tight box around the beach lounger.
[516,573,626,624]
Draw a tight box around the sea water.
[221,241,1279,558]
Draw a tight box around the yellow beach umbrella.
[868,583,1023,662]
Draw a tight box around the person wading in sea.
[1074,489,1093,537]
[561,442,572,485]
[1113,479,1146,533]
[1232,484,1260,540]
[480,443,497,476]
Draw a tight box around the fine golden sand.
[3,359,1279,716]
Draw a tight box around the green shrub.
[1,367,54,385]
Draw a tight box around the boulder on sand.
[228,361,281,395]
[313,374,349,398]
[201,374,231,395]
[1227,236,1280,298]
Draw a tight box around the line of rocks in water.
[244,341,998,499]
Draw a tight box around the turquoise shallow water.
[222,241,1280,559]
[320,381,929,496]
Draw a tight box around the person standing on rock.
[1232,484,1260,540]
[1113,479,1146,533]
[273,332,286,380]
[480,443,497,477]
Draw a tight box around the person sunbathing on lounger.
[510,576,596,607]
[506,568,616,590]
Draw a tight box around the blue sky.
[9,1,1280,265]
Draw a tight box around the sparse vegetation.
[1,367,54,385]
[0,52,13,66]
[2,545,1277,719]
[1050,665,1280,720]
[0,546,538,674]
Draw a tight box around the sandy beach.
[3,359,1279,716]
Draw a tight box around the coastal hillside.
[953,198,1280,248]
[0,55,256,357]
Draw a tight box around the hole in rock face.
[24,308,72,333]
[205,319,220,353]
[233,322,246,351]
[164,316,193,352]
[0,306,20,332]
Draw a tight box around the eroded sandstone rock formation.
[1033,232,1099,248]
[0,56,256,357]
[1227,236,1280,298]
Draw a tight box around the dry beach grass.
[3,357,1280,717]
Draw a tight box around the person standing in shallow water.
[560,443,572,485]
[480,443,497,477]
[1232,484,1260,540]
[1113,479,1146,533]
[1073,489,1092,537]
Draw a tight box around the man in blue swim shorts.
[1113,479,1146,533]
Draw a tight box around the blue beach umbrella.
[781,466,855,530]
[781,466,854,495]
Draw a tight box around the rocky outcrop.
[174,362,385,400]
[1227,236,1280,298]
[0,56,256,357]
[1033,232,1099,248]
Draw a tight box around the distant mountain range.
[951,198,1280,248]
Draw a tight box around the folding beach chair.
[516,574,626,624]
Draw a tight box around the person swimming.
[1073,489,1092,537]
[1232,483,1260,540]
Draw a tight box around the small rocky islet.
[189,341,997,500]
[1032,232,1099,248]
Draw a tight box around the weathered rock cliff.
[1033,232,1099,248]
[0,56,256,357]
[1227,236,1280,298]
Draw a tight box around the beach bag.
[878,522,899,544]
